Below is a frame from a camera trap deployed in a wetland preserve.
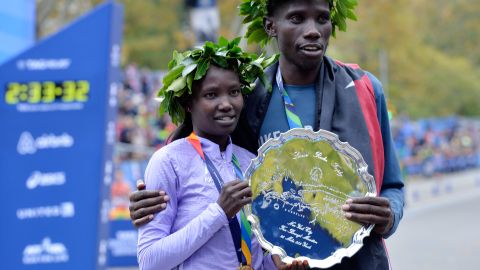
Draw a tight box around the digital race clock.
[4,80,90,104]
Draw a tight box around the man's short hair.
[266,0,333,16]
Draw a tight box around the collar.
[193,135,234,162]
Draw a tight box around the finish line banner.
[0,2,123,270]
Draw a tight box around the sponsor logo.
[104,161,113,185]
[17,103,84,112]
[17,132,74,155]
[101,199,110,224]
[107,121,115,145]
[109,82,118,107]
[98,239,107,266]
[26,171,66,189]
[17,58,71,71]
[23,237,69,265]
[17,202,75,220]
[108,230,138,257]
[110,44,120,67]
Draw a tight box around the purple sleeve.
[137,149,229,270]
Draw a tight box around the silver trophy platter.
[244,128,377,268]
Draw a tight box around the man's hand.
[342,196,394,235]
[217,180,252,218]
[129,179,169,227]
[272,255,310,270]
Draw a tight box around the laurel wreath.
[239,0,359,47]
[157,37,279,124]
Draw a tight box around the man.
[130,0,404,269]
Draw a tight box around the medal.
[238,265,253,270]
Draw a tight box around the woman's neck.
[193,130,229,151]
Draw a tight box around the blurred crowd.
[392,116,480,178]
[116,64,176,160]
[109,64,173,220]
[113,65,480,196]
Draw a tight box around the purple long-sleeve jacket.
[137,136,276,270]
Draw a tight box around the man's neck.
[279,58,321,85]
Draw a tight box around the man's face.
[266,0,332,71]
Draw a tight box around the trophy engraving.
[245,128,377,269]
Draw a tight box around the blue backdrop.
[0,2,123,269]
[0,0,35,64]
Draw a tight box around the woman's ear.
[264,17,276,37]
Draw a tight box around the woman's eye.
[290,15,303,24]
[230,89,241,96]
[204,92,216,99]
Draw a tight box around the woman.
[137,38,307,270]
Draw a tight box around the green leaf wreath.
[239,0,359,47]
[157,37,279,125]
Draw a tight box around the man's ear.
[264,17,276,37]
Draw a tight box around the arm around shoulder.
[137,148,232,269]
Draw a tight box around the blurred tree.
[414,0,480,66]
[329,0,480,118]
[36,0,103,38]
[35,0,480,117]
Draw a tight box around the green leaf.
[173,87,186,97]
[230,37,242,47]
[247,28,268,44]
[252,56,265,69]
[166,76,187,93]
[346,9,357,21]
[245,19,264,36]
[218,36,229,47]
[172,50,184,64]
[194,59,210,80]
[182,63,197,77]
[212,56,228,68]
[337,17,347,31]
[337,1,347,17]
[163,65,185,86]
[261,54,280,68]
[239,1,252,15]
[186,74,193,92]
[167,58,176,70]
[344,0,358,8]
[215,50,228,57]
[181,57,195,66]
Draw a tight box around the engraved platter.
[244,128,377,268]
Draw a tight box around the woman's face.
[190,65,244,146]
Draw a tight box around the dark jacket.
[232,57,395,270]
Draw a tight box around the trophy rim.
[244,128,377,269]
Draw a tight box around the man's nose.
[303,19,321,39]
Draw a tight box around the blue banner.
[0,2,123,270]
[107,159,148,267]
[0,0,36,64]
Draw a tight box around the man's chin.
[297,56,324,71]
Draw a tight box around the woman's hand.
[217,180,252,218]
[272,255,310,270]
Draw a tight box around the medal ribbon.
[187,132,252,267]
[276,66,303,129]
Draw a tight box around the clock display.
[5,80,90,104]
